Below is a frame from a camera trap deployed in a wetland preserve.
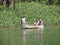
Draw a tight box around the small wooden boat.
[21,16,44,29]
[22,25,44,29]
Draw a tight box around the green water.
[0,26,60,45]
[44,26,60,45]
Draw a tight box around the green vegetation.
[0,2,60,27]
[14,0,60,5]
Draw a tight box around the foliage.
[15,2,60,25]
[57,0,60,4]
[14,0,60,5]
[0,5,6,10]
[0,2,60,27]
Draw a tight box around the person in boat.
[21,16,25,23]
[21,16,29,27]
[34,19,43,26]
[21,16,26,25]
[34,20,39,25]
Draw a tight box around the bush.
[0,5,6,11]
[0,2,60,27]
[57,0,60,4]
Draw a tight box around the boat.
[21,16,44,29]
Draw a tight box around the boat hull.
[22,25,44,29]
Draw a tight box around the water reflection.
[22,29,44,45]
